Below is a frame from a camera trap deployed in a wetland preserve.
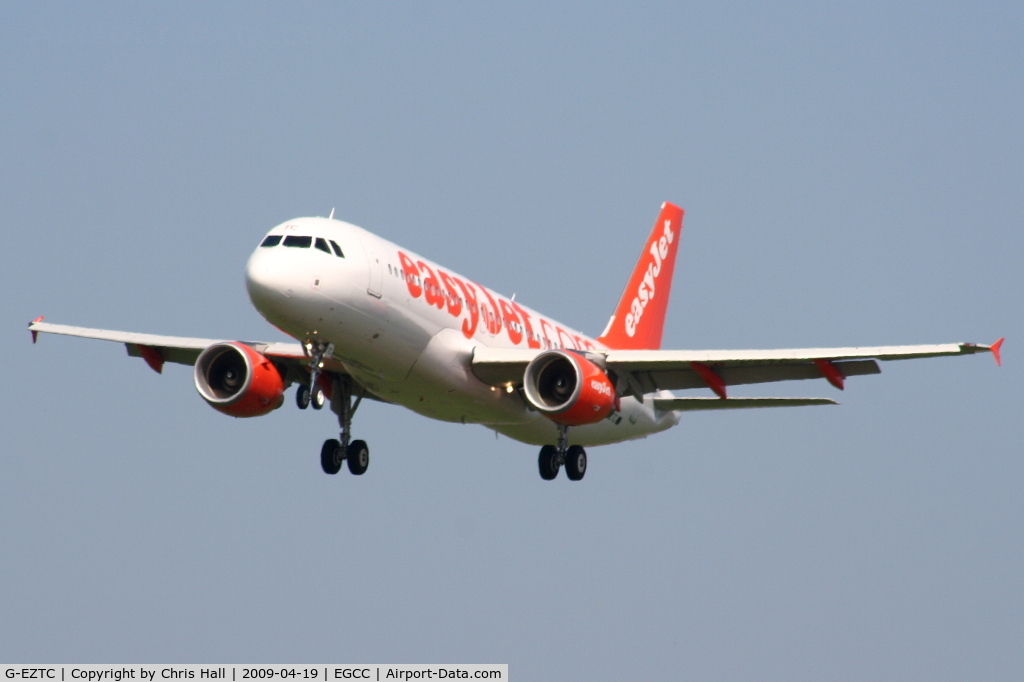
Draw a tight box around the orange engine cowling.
[522,350,616,426]
[193,342,285,418]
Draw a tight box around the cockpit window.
[260,235,282,247]
[314,237,331,254]
[329,240,345,257]
[283,235,312,248]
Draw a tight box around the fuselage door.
[357,232,383,298]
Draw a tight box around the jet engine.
[522,349,616,426]
[194,342,285,418]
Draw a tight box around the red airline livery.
[29,203,1003,480]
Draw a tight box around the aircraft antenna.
[328,207,335,220]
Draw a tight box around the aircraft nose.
[245,248,288,307]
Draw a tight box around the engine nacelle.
[194,342,285,418]
[522,349,616,426]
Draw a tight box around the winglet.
[29,316,44,343]
[990,337,1004,366]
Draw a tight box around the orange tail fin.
[597,202,684,350]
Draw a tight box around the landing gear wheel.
[538,445,560,480]
[296,384,311,410]
[347,439,369,475]
[311,385,326,410]
[320,438,342,475]
[565,445,587,481]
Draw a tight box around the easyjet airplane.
[29,203,1003,480]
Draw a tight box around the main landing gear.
[320,437,368,475]
[319,375,368,476]
[295,341,370,477]
[538,425,587,481]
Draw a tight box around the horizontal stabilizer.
[652,397,838,411]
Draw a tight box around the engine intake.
[194,342,285,418]
[522,350,616,426]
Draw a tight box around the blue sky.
[2,3,1021,679]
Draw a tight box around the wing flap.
[635,359,880,393]
[125,343,203,368]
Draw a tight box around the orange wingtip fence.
[29,316,44,343]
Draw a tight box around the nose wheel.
[295,384,326,410]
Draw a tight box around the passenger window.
[260,235,282,247]
[329,240,345,257]
[314,237,331,254]
[283,236,312,248]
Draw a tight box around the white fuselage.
[244,217,679,447]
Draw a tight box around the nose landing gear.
[296,383,326,410]
[296,340,333,411]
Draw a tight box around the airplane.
[28,203,1003,481]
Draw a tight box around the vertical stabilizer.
[597,203,684,350]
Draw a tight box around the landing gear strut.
[297,341,333,411]
[294,341,369,477]
[538,425,586,481]
[319,374,369,476]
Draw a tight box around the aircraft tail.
[597,202,684,350]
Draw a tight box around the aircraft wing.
[651,397,838,410]
[472,340,1003,399]
[28,319,309,373]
